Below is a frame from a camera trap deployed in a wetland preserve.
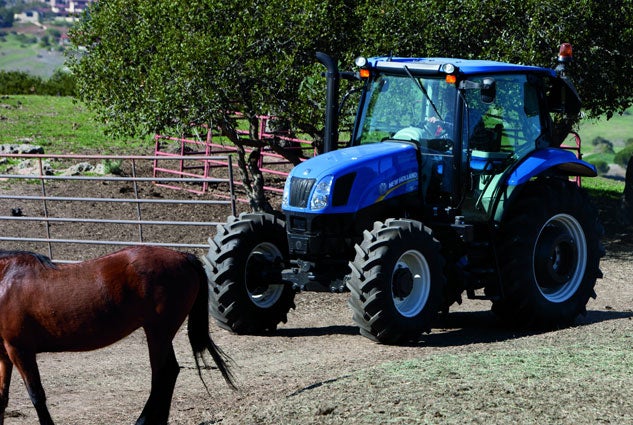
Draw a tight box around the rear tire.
[204,213,296,334]
[347,219,445,344]
[492,179,603,328]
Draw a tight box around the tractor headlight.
[310,175,334,210]
[282,177,291,207]
[354,56,368,67]
[441,63,456,74]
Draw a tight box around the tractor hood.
[282,142,419,214]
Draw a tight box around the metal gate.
[0,152,240,263]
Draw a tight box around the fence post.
[131,158,144,242]
[37,156,54,259]
[228,155,237,216]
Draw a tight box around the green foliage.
[67,0,633,143]
[0,69,76,95]
[614,144,633,167]
[15,33,37,45]
[0,7,13,28]
[67,0,360,140]
[357,0,633,120]
[39,34,51,48]
[46,28,62,40]
[0,70,43,94]
[590,136,614,154]
[586,158,609,175]
[102,158,123,175]
[45,69,76,96]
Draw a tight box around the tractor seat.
[392,126,453,152]
[392,126,427,143]
[470,123,503,152]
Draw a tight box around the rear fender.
[506,148,597,186]
[489,148,596,223]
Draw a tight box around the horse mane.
[0,250,58,269]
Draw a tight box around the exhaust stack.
[316,52,340,153]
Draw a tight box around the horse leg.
[0,347,14,425]
[135,333,180,425]
[4,346,54,425]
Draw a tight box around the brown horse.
[0,246,235,425]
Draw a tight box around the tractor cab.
[349,52,592,221]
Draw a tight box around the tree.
[0,7,14,28]
[68,0,633,211]
[621,156,633,226]
[618,140,633,226]
[591,137,614,155]
[68,0,359,211]
[357,0,633,120]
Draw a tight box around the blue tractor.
[205,44,603,344]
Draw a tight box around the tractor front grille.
[289,177,316,208]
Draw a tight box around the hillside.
[578,108,633,148]
[0,30,67,78]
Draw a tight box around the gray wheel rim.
[391,249,431,317]
[246,242,285,308]
[533,213,587,303]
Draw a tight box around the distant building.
[13,10,40,24]
[49,0,95,15]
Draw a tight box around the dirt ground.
[1,171,633,424]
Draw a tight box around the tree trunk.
[220,118,274,214]
[619,156,633,227]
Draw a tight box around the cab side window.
[463,74,543,156]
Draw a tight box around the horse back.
[0,246,206,353]
[94,246,205,314]
[103,246,206,341]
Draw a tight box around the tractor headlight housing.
[282,177,291,207]
[310,175,334,210]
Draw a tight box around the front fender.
[506,148,597,186]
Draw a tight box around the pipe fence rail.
[154,115,313,199]
[0,152,240,263]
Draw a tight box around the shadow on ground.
[269,307,633,348]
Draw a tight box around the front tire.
[347,219,445,344]
[493,179,603,328]
[204,212,296,334]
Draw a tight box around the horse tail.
[185,253,237,390]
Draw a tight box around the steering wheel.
[424,118,453,138]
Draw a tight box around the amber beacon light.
[558,43,573,63]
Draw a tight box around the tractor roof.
[366,56,557,77]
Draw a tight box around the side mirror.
[481,78,496,103]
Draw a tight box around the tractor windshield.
[354,73,458,202]
[355,74,458,146]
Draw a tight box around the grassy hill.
[578,109,633,147]
[0,95,150,154]
[0,32,67,78]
